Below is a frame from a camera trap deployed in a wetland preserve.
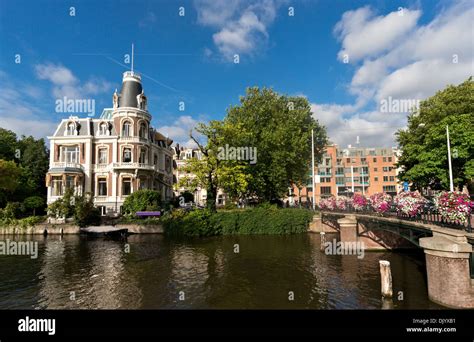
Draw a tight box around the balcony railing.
[51,162,83,170]
[113,162,155,170]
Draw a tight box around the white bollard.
[379,260,393,298]
[320,232,326,251]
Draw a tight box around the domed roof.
[118,71,143,108]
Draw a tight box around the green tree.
[396,78,474,190]
[23,196,45,216]
[224,87,327,201]
[0,128,18,161]
[0,159,21,192]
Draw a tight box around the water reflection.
[0,233,444,309]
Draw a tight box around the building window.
[139,177,147,190]
[383,185,396,193]
[388,157,393,162]
[383,176,389,182]
[374,177,379,182]
[389,176,395,182]
[383,166,389,172]
[139,148,147,164]
[66,123,75,136]
[123,148,132,163]
[165,156,171,172]
[98,178,107,196]
[98,148,108,164]
[353,167,359,173]
[65,176,75,190]
[99,123,108,135]
[321,186,332,195]
[374,167,378,172]
[373,158,377,162]
[139,123,147,139]
[122,178,132,196]
[51,176,63,196]
[154,154,158,166]
[383,157,387,162]
[122,121,132,137]
[62,146,79,163]
[346,158,350,163]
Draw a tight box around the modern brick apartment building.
[292,144,401,205]
[46,69,174,215]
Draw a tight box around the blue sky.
[0,0,472,147]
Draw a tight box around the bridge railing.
[321,203,473,233]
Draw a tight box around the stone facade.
[46,71,174,215]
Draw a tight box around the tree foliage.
[180,87,327,207]
[0,128,50,208]
[396,78,474,191]
[122,189,162,216]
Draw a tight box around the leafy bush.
[73,193,101,227]
[0,215,45,228]
[122,190,162,216]
[0,202,23,219]
[47,188,74,218]
[163,207,314,237]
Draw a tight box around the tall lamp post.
[311,129,316,210]
[419,123,454,192]
[446,125,454,192]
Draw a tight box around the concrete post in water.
[320,232,326,251]
[379,260,393,298]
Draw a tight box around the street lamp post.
[311,129,316,210]
[446,125,454,192]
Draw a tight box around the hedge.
[162,207,314,237]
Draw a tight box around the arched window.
[99,123,108,135]
[66,123,75,136]
[122,121,132,137]
[139,122,147,139]
[123,147,132,163]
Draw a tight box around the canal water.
[0,233,444,309]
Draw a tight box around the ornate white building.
[46,70,174,215]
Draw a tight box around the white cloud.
[35,63,112,99]
[334,7,421,62]
[35,63,77,85]
[316,1,473,148]
[157,115,202,147]
[195,0,279,60]
[0,71,57,139]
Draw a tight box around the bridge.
[309,211,474,309]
